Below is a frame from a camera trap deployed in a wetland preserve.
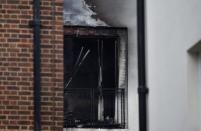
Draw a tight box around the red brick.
[0,0,64,130]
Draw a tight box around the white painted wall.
[146,0,201,131]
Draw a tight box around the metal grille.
[64,35,128,129]
[64,88,125,128]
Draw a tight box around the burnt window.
[64,27,128,129]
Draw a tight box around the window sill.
[63,128,128,131]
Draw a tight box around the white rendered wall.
[146,0,201,131]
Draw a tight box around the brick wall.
[0,0,64,131]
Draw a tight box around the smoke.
[64,0,108,26]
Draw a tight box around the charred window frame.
[64,26,128,129]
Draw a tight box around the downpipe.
[137,0,149,131]
[31,0,41,130]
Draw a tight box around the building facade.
[1,0,201,131]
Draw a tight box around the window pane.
[64,36,125,128]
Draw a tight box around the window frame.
[64,26,128,129]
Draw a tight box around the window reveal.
[64,36,127,128]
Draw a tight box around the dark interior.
[64,36,125,128]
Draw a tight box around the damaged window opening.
[64,27,128,129]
